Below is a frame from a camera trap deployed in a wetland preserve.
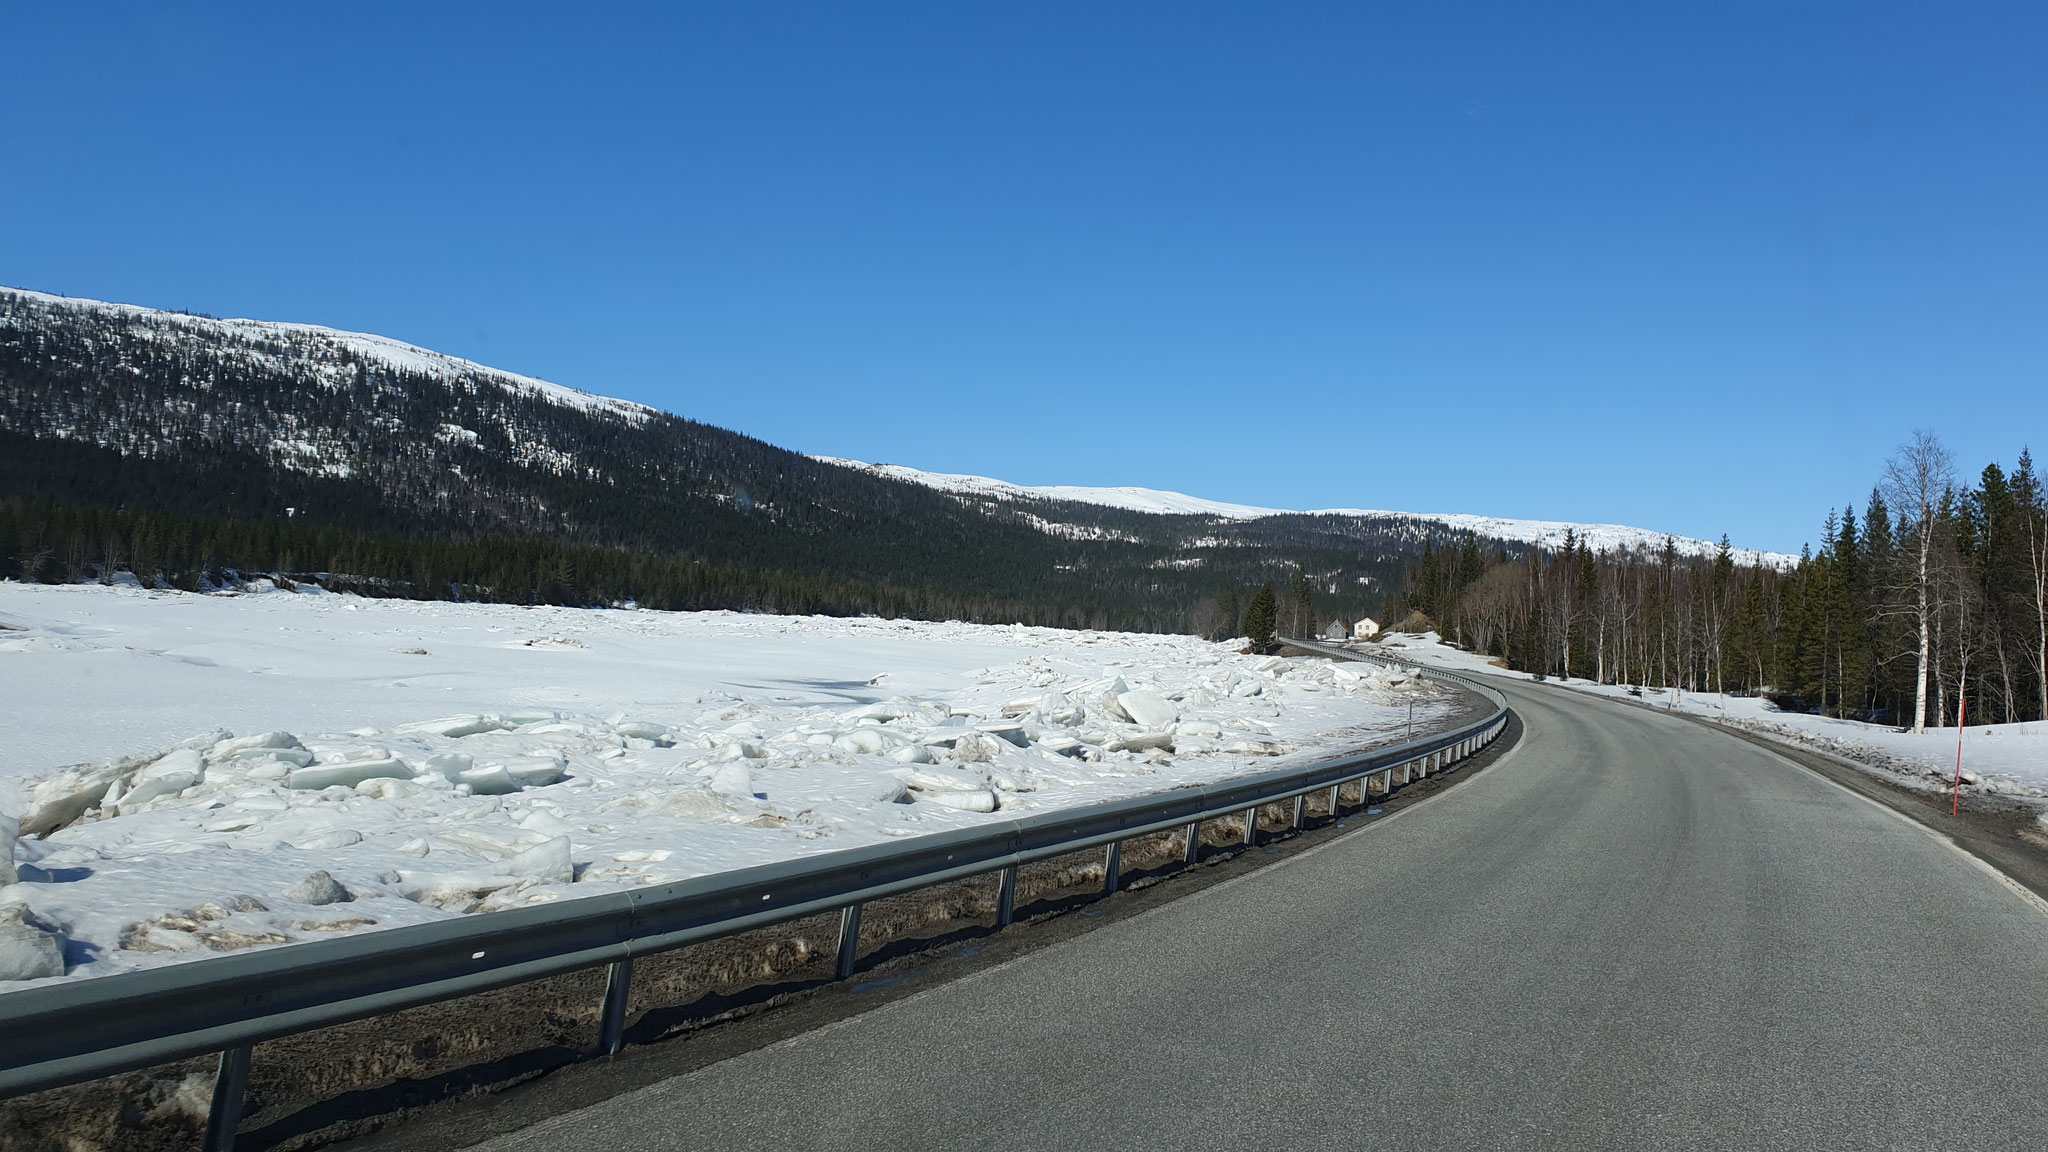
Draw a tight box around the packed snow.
[818,457,1798,568]
[1374,632,2048,806]
[0,583,1451,988]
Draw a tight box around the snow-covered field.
[1374,632,2048,804]
[0,584,1448,987]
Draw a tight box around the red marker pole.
[1950,696,1967,817]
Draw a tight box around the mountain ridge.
[1,284,1788,634]
[818,456,1798,568]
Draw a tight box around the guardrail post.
[996,865,1019,927]
[1292,794,1306,830]
[1102,840,1123,895]
[1243,806,1259,847]
[202,1045,252,1152]
[1327,784,1340,820]
[835,903,863,980]
[596,957,633,1057]
[1183,820,1201,865]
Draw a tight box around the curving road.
[465,674,2048,1150]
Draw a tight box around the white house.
[1353,617,1380,641]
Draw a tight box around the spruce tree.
[1243,581,1278,647]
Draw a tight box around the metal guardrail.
[0,640,1509,1149]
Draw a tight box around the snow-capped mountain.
[821,458,1799,568]
[1,285,1792,635]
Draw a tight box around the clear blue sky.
[5,3,2044,555]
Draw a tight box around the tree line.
[1386,433,2048,730]
[0,497,1200,633]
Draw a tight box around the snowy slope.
[820,457,1800,568]
[5,286,1791,570]
[3,287,654,423]
[0,583,1448,987]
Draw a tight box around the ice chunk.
[416,753,474,780]
[0,904,65,981]
[914,789,999,813]
[396,870,514,911]
[833,729,907,755]
[0,815,15,885]
[288,758,412,791]
[895,765,990,793]
[1107,732,1174,753]
[503,756,569,790]
[456,766,519,796]
[498,835,572,883]
[984,765,1037,793]
[356,778,422,801]
[210,732,304,759]
[952,731,1003,763]
[1097,690,1133,723]
[664,790,739,819]
[20,761,131,834]
[396,715,510,739]
[233,747,314,767]
[977,722,1030,748]
[1116,690,1177,728]
[115,749,207,813]
[519,810,576,838]
[713,741,767,762]
[1036,692,1082,725]
[613,720,672,743]
[283,870,351,906]
[889,744,934,764]
[844,700,944,724]
[708,762,754,799]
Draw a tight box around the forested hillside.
[0,288,1492,633]
[1388,434,2048,728]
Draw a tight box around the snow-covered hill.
[821,458,1800,568]
[5,287,653,423]
[1,283,1796,640]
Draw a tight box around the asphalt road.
[466,676,2048,1151]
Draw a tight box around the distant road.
[467,674,2048,1150]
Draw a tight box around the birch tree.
[1881,431,1955,733]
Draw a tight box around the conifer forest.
[1384,433,2048,730]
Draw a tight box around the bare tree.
[1881,431,1956,732]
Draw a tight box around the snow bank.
[0,584,1452,986]
[1379,632,2048,804]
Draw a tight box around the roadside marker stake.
[1951,697,1967,816]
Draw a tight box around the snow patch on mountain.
[818,458,1798,567]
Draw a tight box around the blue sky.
[4,3,2043,554]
